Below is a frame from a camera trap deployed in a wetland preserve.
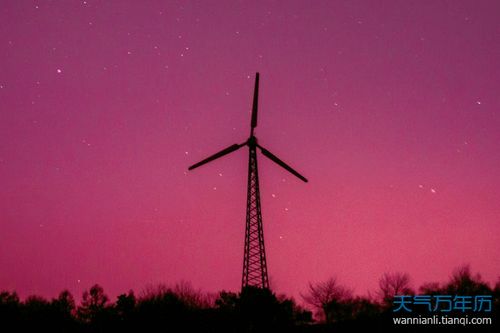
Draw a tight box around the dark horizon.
[1,264,498,332]
[2,264,498,305]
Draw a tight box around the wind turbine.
[188,73,307,290]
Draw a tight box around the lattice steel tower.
[188,73,307,290]
[242,135,268,288]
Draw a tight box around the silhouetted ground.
[1,266,498,332]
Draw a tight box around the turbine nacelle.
[246,136,258,147]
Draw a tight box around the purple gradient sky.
[1,1,499,301]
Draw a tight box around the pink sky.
[1,1,499,302]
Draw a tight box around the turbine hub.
[247,136,258,147]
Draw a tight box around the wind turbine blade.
[188,144,243,170]
[251,72,259,129]
[258,145,308,182]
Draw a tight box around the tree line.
[1,265,498,332]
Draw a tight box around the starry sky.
[1,1,499,301]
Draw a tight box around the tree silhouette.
[172,280,214,308]
[0,291,21,327]
[51,290,77,331]
[419,282,442,296]
[77,284,112,332]
[445,264,491,295]
[211,286,312,332]
[116,290,136,319]
[302,277,353,323]
[419,265,493,298]
[134,283,196,331]
[52,290,76,316]
[0,268,497,332]
[23,295,54,329]
[113,290,136,331]
[377,272,413,308]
